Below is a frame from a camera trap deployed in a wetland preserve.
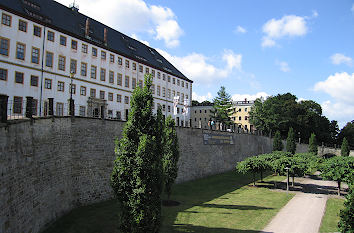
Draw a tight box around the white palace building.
[0,0,192,126]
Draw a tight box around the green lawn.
[319,198,345,233]
[42,171,293,233]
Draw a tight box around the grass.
[319,197,345,233]
[42,171,293,233]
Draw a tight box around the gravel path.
[262,177,340,233]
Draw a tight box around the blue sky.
[57,0,354,128]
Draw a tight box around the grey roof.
[0,0,191,82]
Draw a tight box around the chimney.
[104,28,108,45]
[244,98,247,103]
[85,18,89,37]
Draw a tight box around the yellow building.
[230,99,255,132]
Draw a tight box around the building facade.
[190,105,213,129]
[230,99,255,132]
[0,0,192,125]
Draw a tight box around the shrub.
[273,131,283,151]
[308,133,318,155]
[286,127,296,154]
[341,137,350,157]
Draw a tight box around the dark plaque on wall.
[203,133,234,145]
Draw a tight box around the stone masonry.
[1,117,273,233]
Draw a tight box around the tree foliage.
[338,184,354,233]
[236,156,270,185]
[308,133,318,155]
[249,93,338,145]
[320,156,354,195]
[341,137,350,157]
[111,74,164,233]
[273,130,283,151]
[211,86,233,127]
[286,127,296,154]
[163,115,180,200]
[338,120,354,149]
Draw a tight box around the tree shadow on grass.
[170,223,261,233]
[200,204,273,210]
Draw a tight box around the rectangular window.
[108,92,113,101]
[70,59,77,73]
[186,82,189,89]
[139,80,143,89]
[58,55,66,71]
[139,65,143,72]
[182,81,184,87]
[2,13,11,26]
[56,103,63,116]
[110,54,114,63]
[163,74,166,81]
[33,25,41,37]
[151,70,155,77]
[32,99,38,115]
[177,79,180,86]
[82,44,88,53]
[70,84,76,95]
[18,20,27,32]
[117,94,121,103]
[168,105,171,112]
[157,72,160,79]
[162,105,166,112]
[92,47,97,57]
[117,73,122,86]
[30,75,38,86]
[132,78,136,89]
[145,67,149,74]
[57,81,64,92]
[0,38,10,56]
[90,88,96,98]
[15,71,24,84]
[173,78,176,84]
[80,86,86,96]
[31,47,40,64]
[47,31,54,41]
[16,42,26,60]
[168,89,171,99]
[151,84,155,94]
[168,76,171,82]
[45,51,53,67]
[0,68,7,81]
[71,40,77,50]
[81,63,87,76]
[45,78,52,89]
[173,90,175,97]
[101,51,106,60]
[90,65,97,79]
[100,90,105,99]
[118,57,122,65]
[13,96,23,114]
[116,111,121,119]
[79,106,86,117]
[162,87,166,97]
[124,96,129,104]
[109,71,114,84]
[125,60,129,68]
[133,63,136,70]
[60,35,66,46]
[100,68,106,81]
[125,76,129,88]
[157,86,161,96]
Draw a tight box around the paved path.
[262,177,340,233]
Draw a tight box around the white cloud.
[276,60,290,72]
[314,72,354,126]
[234,26,247,34]
[232,92,270,101]
[192,92,213,102]
[314,72,354,104]
[55,0,183,48]
[157,49,242,84]
[261,14,310,47]
[330,53,353,66]
[351,4,354,12]
[312,10,319,18]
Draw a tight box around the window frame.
[0,68,8,81]
[31,47,40,64]
[58,55,66,71]
[80,86,86,96]
[90,65,97,79]
[57,81,65,92]
[71,39,77,50]
[81,62,87,77]
[18,20,27,32]
[47,31,55,42]
[33,25,41,37]
[14,71,24,84]
[44,78,52,89]
[45,51,53,67]
[1,13,11,26]
[0,37,10,56]
[16,42,26,60]
[13,96,23,114]
[30,75,38,86]
[60,35,66,46]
